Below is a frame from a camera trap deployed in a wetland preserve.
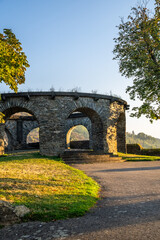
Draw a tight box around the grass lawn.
[0,152,100,222]
[118,152,160,161]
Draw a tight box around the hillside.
[126,132,160,149]
[70,125,89,141]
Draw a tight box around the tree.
[0,29,30,93]
[113,0,160,121]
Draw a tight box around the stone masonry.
[0,92,129,156]
[4,116,38,151]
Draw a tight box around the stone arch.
[3,106,37,121]
[66,125,90,149]
[66,107,104,151]
[2,106,39,152]
[65,116,92,148]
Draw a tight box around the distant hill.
[70,125,89,141]
[126,132,160,149]
[27,128,39,143]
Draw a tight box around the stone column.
[0,124,5,155]
[39,117,66,156]
[117,113,126,153]
[17,120,23,143]
[102,122,109,154]
[91,118,104,152]
[106,103,126,154]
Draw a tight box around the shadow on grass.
[0,177,67,188]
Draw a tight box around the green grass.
[0,152,100,222]
[118,152,160,161]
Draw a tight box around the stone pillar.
[91,118,104,152]
[88,129,93,149]
[106,123,117,154]
[106,103,126,154]
[117,113,126,153]
[39,117,66,156]
[102,123,109,154]
[0,124,5,155]
[106,103,121,155]
[17,120,23,143]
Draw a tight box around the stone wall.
[0,92,128,156]
[127,144,142,154]
[127,144,160,156]
[70,140,90,149]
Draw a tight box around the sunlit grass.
[118,152,160,161]
[0,152,100,221]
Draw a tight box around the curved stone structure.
[0,91,129,156]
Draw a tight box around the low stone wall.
[141,148,160,156]
[70,140,90,149]
[27,142,39,149]
[127,144,142,154]
[127,144,160,156]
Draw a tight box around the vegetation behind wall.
[126,132,160,149]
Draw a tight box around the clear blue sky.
[0,0,159,138]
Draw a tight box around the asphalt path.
[0,161,160,240]
[61,161,160,240]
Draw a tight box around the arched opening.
[27,127,39,149]
[3,107,34,120]
[3,107,39,152]
[66,125,90,149]
[66,108,104,152]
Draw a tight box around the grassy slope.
[0,153,100,221]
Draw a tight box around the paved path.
[0,161,160,240]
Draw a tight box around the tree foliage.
[113,0,160,121]
[0,29,30,92]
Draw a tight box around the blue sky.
[0,0,159,138]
